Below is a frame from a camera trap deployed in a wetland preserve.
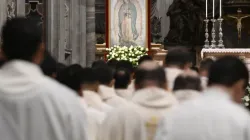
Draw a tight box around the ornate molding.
[7,0,16,20]
[201,48,250,58]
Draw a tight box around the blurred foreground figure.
[155,56,250,140]
[0,17,87,140]
[100,61,177,140]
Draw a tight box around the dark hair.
[116,60,134,74]
[135,67,166,89]
[40,50,57,77]
[191,66,199,73]
[208,56,249,88]
[165,47,192,69]
[107,59,118,68]
[57,63,66,73]
[1,17,42,61]
[138,55,153,65]
[92,60,107,69]
[173,75,202,91]
[200,58,214,72]
[56,64,83,95]
[107,59,118,74]
[95,66,114,85]
[81,68,98,85]
[114,68,131,89]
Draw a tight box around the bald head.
[135,61,166,90]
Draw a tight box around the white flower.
[244,96,250,102]
[245,102,249,106]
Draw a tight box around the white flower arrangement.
[243,85,250,106]
[106,45,148,66]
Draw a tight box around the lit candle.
[206,0,208,18]
[213,0,215,18]
[220,0,222,17]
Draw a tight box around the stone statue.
[164,0,219,46]
[7,1,15,20]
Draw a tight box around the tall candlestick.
[213,0,215,18]
[220,0,222,17]
[206,0,208,18]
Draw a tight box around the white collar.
[98,85,117,100]
[203,87,231,100]
[83,90,104,104]
[1,60,43,78]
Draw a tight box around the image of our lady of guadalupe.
[118,0,139,47]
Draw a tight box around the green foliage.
[106,46,148,66]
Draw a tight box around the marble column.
[16,0,25,16]
[86,0,96,67]
[46,0,65,63]
[46,0,88,66]
[0,0,7,40]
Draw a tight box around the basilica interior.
[1,0,250,67]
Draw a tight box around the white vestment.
[0,60,87,140]
[81,99,105,140]
[201,76,208,90]
[115,89,133,100]
[100,87,178,140]
[174,90,200,103]
[83,90,113,113]
[98,85,128,108]
[165,67,183,91]
[155,87,250,140]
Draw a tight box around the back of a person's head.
[200,58,214,73]
[107,59,118,68]
[135,61,166,90]
[56,64,83,96]
[1,17,43,62]
[173,73,202,91]
[138,55,153,65]
[165,47,192,69]
[114,68,131,89]
[81,68,98,85]
[116,60,134,74]
[57,63,66,73]
[95,66,114,86]
[40,51,57,77]
[92,60,107,69]
[208,56,249,88]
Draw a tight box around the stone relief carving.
[7,0,16,20]
[64,1,71,63]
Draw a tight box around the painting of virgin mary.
[118,0,139,46]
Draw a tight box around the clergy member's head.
[56,64,84,97]
[173,72,202,92]
[208,56,249,104]
[165,47,192,70]
[40,50,58,78]
[114,68,131,89]
[95,66,115,87]
[135,61,167,90]
[1,17,44,64]
[199,58,214,77]
[81,68,99,93]
[116,60,134,79]
[138,55,153,65]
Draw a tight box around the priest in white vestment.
[57,65,107,140]
[81,68,113,113]
[0,17,87,140]
[96,66,128,107]
[114,68,133,100]
[164,48,192,91]
[99,61,178,140]
[199,58,215,90]
[155,56,250,140]
[173,73,201,102]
